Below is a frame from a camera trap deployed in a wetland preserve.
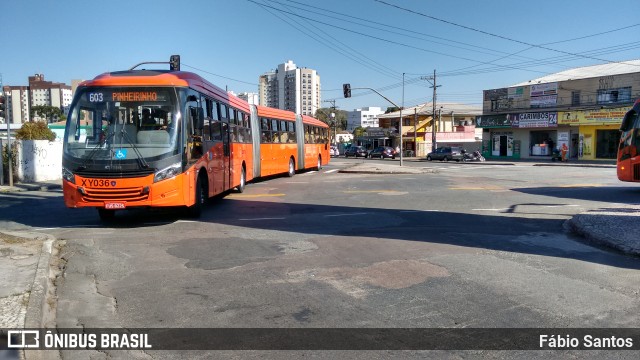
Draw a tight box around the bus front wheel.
[188,175,206,217]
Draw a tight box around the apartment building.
[2,74,72,124]
[258,60,321,116]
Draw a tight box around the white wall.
[15,140,62,182]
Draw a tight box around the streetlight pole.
[399,73,404,166]
[342,83,403,165]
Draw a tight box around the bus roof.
[301,114,329,128]
[79,70,229,103]
[256,105,296,121]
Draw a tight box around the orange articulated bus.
[62,59,329,220]
[617,98,640,182]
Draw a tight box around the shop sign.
[508,87,525,99]
[558,107,627,125]
[475,114,511,128]
[530,83,557,108]
[365,127,386,137]
[509,112,558,128]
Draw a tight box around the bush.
[14,121,56,141]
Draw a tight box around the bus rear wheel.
[317,156,322,170]
[287,158,295,177]
[236,166,246,193]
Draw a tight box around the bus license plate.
[105,202,126,209]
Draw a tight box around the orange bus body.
[62,68,329,217]
[617,98,640,182]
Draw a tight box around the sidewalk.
[0,179,62,193]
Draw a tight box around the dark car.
[344,145,368,158]
[426,146,463,162]
[369,146,396,159]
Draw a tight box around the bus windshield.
[64,87,181,170]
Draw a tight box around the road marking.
[228,193,286,198]
[324,169,339,173]
[286,181,308,184]
[450,187,503,190]
[324,212,369,217]
[558,184,603,188]
[472,208,510,211]
[343,190,402,193]
[400,209,441,212]
[239,217,287,221]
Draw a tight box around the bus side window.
[211,120,222,141]
[271,119,280,143]
[202,99,212,141]
[219,103,229,121]
[261,118,270,143]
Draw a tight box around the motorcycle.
[462,149,485,162]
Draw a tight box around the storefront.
[476,114,519,159]
[559,107,626,160]
[509,112,560,158]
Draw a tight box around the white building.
[2,74,72,124]
[346,107,384,131]
[258,60,321,116]
[237,92,259,105]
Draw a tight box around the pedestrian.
[561,143,568,162]
[395,145,400,155]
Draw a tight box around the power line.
[253,0,401,79]
[182,63,257,86]
[374,0,640,67]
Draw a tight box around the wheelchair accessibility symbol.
[114,149,127,159]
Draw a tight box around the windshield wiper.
[77,125,150,171]
[115,126,149,169]
[77,130,116,171]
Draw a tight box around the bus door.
[222,122,231,190]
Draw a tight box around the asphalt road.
[2,158,640,359]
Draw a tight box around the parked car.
[330,146,339,157]
[426,146,463,162]
[369,146,396,159]
[344,145,368,158]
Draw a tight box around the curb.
[566,216,640,257]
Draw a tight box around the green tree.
[353,126,366,138]
[15,121,56,141]
[31,105,63,123]
[314,107,348,132]
[385,106,400,114]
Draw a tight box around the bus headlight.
[154,162,182,183]
[62,167,75,184]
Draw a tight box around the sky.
[1,0,639,112]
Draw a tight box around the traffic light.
[170,55,180,71]
[343,83,351,98]
[0,95,5,120]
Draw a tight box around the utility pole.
[421,70,440,152]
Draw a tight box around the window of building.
[597,87,631,104]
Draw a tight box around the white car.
[330,146,339,157]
